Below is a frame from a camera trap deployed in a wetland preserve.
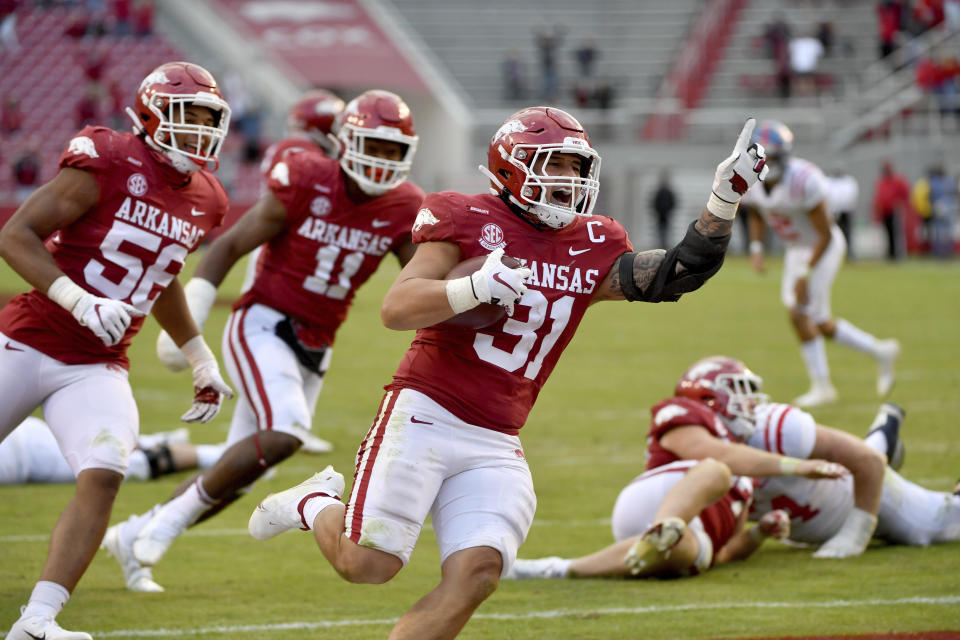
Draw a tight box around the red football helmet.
[335,89,418,196]
[287,89,345,157]
[481,106,600,230]
[127,61,231,173]
[675,356,768,440]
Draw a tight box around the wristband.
[46,276,87,314]
[749,240,764,255]
[706,193,739,220]
[797,264,811,279]
[184,278,218,328]
[446,276,480,314]
[779,457,801,474]
[180,335,216,369]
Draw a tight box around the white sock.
[800,336,831,386]
[158,480,216,528]
[22,581,69,620]
[301,495,342,532]
[196,444,226,469]
[833,318,880,356]
[864,430,888,455]
[120,505,161,547]
[553,558,574,578]
[126,450,150,481]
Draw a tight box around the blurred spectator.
[876,0,903,60]
[789,32,825,96]
[650,169,676,249]
[573,37,599,77]
[946,0,960,34]
[75,84,101,128]
[816,21,835,57]
[0,0,19,55]
[595,79,616,109]
[81,46,109,82]
[534,24,565,102]
[112,0,132,36]
[915,50,960,117]
[133,0,153,37]
[763,12,792,99]
[872,160,911,260]
[926,162,957,257]
[105,77,126,130]
[911,170,934,252]
[0,96,23,136]
[909,0,944,35]
[12,147,39,204]
[825,165,860,259]
[502,50,526,101]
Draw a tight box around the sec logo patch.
[310,196,332,217]
[127,173,148,196]
[479,223,506,251]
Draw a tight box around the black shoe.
[867,403,905,471]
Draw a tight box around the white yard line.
[91,595,960,637]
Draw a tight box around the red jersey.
[388,192,633,434]
[235,148,424,347]
[258,135,324,192]
[644,396,753,557]
[0,126,228,368]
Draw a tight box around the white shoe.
[5,610,92,640]
[133,505,192,566]
[504,556,569,580]
[102,522,164,592]
[875,339,900,397]
[249,465,344,541]
[137,427,190,449]
[298,431,334,455]
[792,383,838,408]
[624,516,686,575]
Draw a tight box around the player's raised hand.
[708,118,769,220]
[181,360,234,423]
[470,248,532,315]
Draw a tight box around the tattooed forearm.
[632,249,666,293]
[694,210,735,238]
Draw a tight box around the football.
[440,254,521,330]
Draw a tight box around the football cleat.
[102,522,164,593]
[297,430,334,455]
[504,557,569,580]
[875,339,901,397]
[248,465,344,541]
[5,609,92,640]
[792,383,838,408]
[624,517,686,575]
[867,403,906,471]
[132,505,193,566]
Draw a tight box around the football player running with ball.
[247,108,767,640]
[1,62,233,640]
[104,90,425,593]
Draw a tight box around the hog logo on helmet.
[675,356,768,440]
[480,106,600,230]
[335,89,418,196]
[127,61,231,175]
[287,89,345,157]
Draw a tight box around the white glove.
[469,248,532,316]
[47,276,145,346]
[707,118,769,220]
[813,507,878,559]
[157,278,218,371]
[178,336,234,423]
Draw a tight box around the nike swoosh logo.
[4,342,23,352]
[371,219,390,228]
[190,207,205,217]
[410,416,433,425]
[568,247,591,256]
[492,272,519,296]
[25,631,46,640]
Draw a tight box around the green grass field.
[1,254,959,639]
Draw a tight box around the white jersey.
[0,417,76,484]
[748,402,960,546]
[741,157,833,248]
